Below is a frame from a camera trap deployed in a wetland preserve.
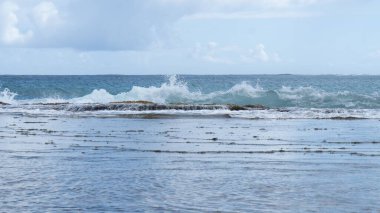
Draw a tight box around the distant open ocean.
[1,75,380,212]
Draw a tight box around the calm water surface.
[1,114,379,212]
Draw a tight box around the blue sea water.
[1,113,380,212]
[1,75,380,212]
[2,75,380,119]
[1,74,380,108]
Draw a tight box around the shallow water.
[1,113,380,212]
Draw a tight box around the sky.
[0,0,379,75]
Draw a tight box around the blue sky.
[0,0,379,75]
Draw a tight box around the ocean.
[1,75,380,212]
[2,74,380,118]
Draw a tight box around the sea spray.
[1,75,380,109]
[64,75,380,108]
[0,88,17,104]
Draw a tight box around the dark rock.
[228,105,247,111]
[330,116,366,120]
[0,101,10,105]
[276,108,290,112]
[45,140,55,145]
[244,104,268,110]
[228,104,267,111]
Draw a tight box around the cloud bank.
[0,0,188,50]
[0,0,321,51]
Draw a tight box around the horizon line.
[1,73,379,76]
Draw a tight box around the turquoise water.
[1,75,380,108]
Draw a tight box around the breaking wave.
[42,75,380,109]
[0,88,17,104]
[2,75,380,119]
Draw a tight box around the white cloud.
[0,0,326,50]
[18,0,189,50]
[33,1,60,27]
[241,43,281,63]
[192,42,280,64]
[192,42,234,64]
[0,0,185,50]
[0,1,33,44]
[252,43,269,62]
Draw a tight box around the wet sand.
[1,113,380,212]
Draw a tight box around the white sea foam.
[2,75,380,119]
[0,88,17,104]
[64,75,379,108]
[2,105,380,119]
[68,76,272,105]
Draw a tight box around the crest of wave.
[117,75,205,103]
[0,88,17,104]
[277,86,380,108]
[204,81,267,104]
[71,75,203,104]
[71,75,268,104]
